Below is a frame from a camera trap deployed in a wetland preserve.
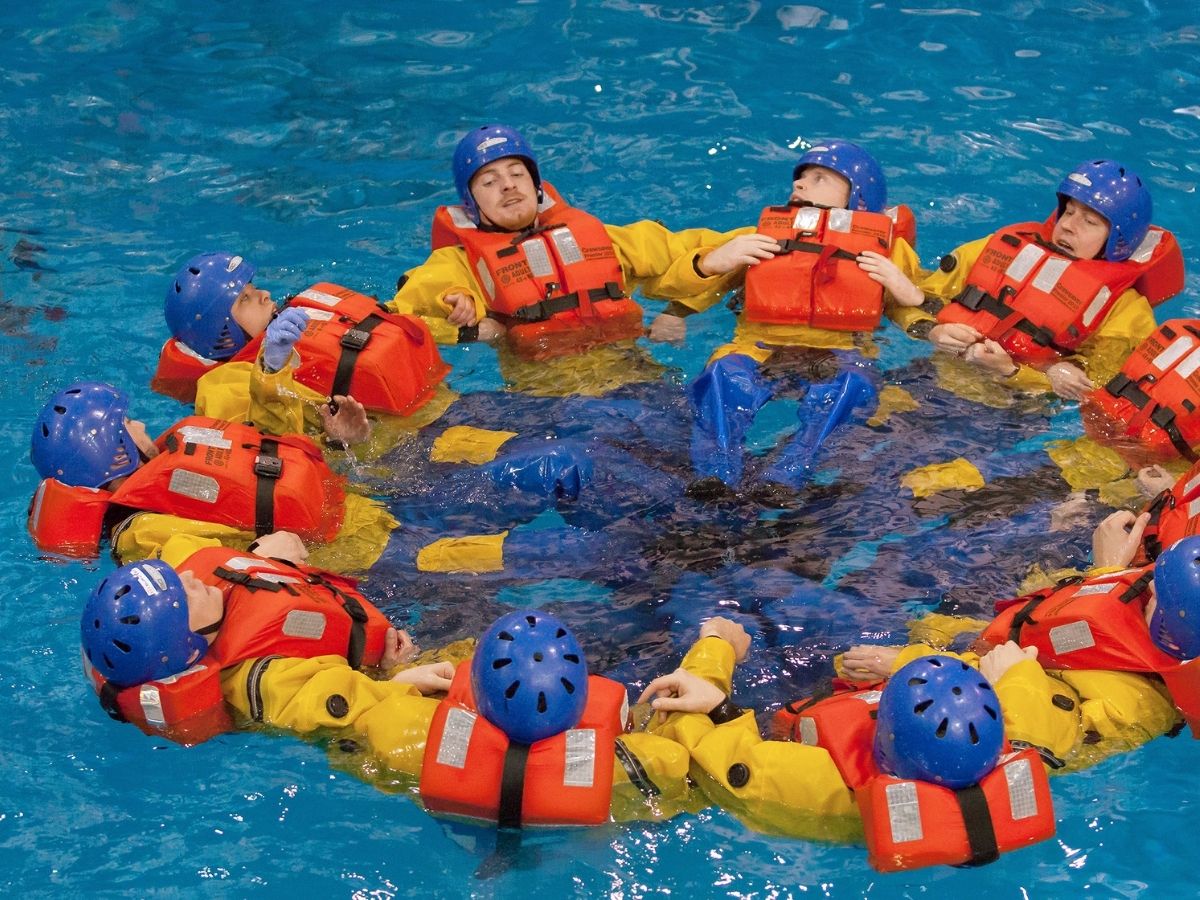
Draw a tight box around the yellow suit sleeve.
[247,356,326,437]
[112,512,255,565]
[387,247,481,345]
[990,659,1084,764]
[1058,669,1180,769]
[608,222,748,313]
[193,362,255,423]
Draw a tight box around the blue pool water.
[3,1,1200,895]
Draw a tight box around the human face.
[790,165,852,209]
[181,570,224,645]
[229,282,276,338]
[123,418,158,460]
[1052,198,1110,260]
[470,157,538,231]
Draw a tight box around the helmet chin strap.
[194,611,226,637]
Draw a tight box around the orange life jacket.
[81,546,391,745]
[27,416,345,558]
[1137,459,1200,565]
[779,686,1056,871]
[743,204,915,331]
[981,567,1200,734]
[430,182,643,360]
[152,284,449,415]
[420,663,627,826]
[937,219,1184,365]
[1083,319,1200,465]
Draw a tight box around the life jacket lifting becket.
[83,546,391,745]
[742,204,913,331]
[420,663,628,826]
[152,284,449,415]
[430,182,643,360]
[937,219,1184,366]
[1083,319,1200,465]
[982,566,1200,734]
[782,686,1056,871]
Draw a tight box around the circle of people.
[31,125,1200,873]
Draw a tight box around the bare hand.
[698,616,750,662]
[391,661,455,695]
[929,322,983,355]
[979,640,1038,684]
[857,251,923,306]
[964,338,1018,376]
[476,318,506,342]
[1046,361,1095,401]
[841,645,902,681]
[1092,510,1151,568]
[444,292,480,326]
[320,395,371,445]
[648,313,687,344]
[636,667,727,721]
[698,234,780,276]
[1136,465,1175,499]
[250,530,309,563]
[380,628,419,669]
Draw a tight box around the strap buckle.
[340,328,370,351]
[254,455,283,479]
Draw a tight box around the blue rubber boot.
[484,440,594,501]
[688,354,773,487]
[759,369,877,489]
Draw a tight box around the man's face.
[229,282,276,338]
[470,157,538,231]
[790,165,852,209]
[1052,198,1111,260]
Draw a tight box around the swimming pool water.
[3,1,1199,895]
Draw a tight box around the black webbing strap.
[1103,373,1197,460]
[1142,490,1173,561]
[331,314,386,399]
[1007,594,1049,645]
[1117,570,1156,605]
[213,565,287,593]
[953,285,1075,355]
[252,439,281,537]
[98,681,127,722]
[497,742,531,829]
[313,576,369,670]
[774,238,858,261]
[955,784,1000,867]
[614,738,661,798]
[511,283,627,323]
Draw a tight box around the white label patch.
[296,288,342,308]
[436,707,477,769]
[226,255,244,273]
[176,426,232,450]
[798,717,818,746]
[130,566,162,596]
[281,610,327,639]
[563,729,597,787]
[793,207,822,234]
[1049,620,1096,655]
[167,469,219,504]
[1006,243,1046,282]
[885,781,923,843]
[1004,757,1039,820]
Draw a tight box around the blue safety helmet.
[452,124,542,225]
[164,252,258,359]
[471,611,588,745]
[874,655,1004,789]
[31,382,141,488]
[1150,536,1200,660]
[793,140,887,213]
[81,560,209,688]
[1056,160,1152,262]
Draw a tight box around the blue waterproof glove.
[262,307,309,371]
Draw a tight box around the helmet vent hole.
[536,692,547,714]
[66,388,81,396]
[533,652,543,663]
[491,658,512,670]
[969,723,980,745]
[951,686,962,695]
[984,704,998,720]
[935,718,949,738]
[928,659,943,668]
[498,630,514,642]
[525,615,537,626]
[53,405,66,414]
[113,639,131,654]
[563,654,579,664]
[556,628,567,638]
[914,699,934,714]
[907,676,927,687]
[114,585,131,599]
[102,653,114,669]
[41,424,49,436]
[189,266,201,276]
[119,615,139,625]
[504,680,521,699]
[561,677,575,694]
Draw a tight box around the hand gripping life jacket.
[82,546,391,744]
[981,567,1200,735]
[775,685,1055,872]
[28,417,346,558]
[937,219,1184,366]
[1083,319,1200,465]
[741,203,916,332]
[430,182,643,360]
[152,284,449,415]
[420,663,628,827]
[1137,460,1200,565]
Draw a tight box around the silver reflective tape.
[1187,498,1200,519]
[154,662,208,686]
[522,238,555,278]
[885,781,923,843]
[301,308,335,322]
[1081,285,1112,328]
[1152,336,1196,372]
[435,707,476,769]
[859,690,883,704]
[296,288,342,308]
[1031,256,1070,294]
[1049,620,1096,655]
[175,341,217,364]
[168,469,219,503]
[29,481,48,532]
[1004,757,1039,820]
[550,228,585,266]
[1074,582,1116,597]
[538,192,557,213]
[563,728,597,787]
[1185,473,1200,496]
[1129,228,1163,264]
[140,685,166,726]
[793,207,822,233]
[827,208,853,233]
[176,426,232,450]
[281,610,327,640]
[1177,347,1200,380]
[885,206,899,223]
[1005,243,1046,282]
[475,258,495,300]
[798,717,818,746]
[448,206,476,230]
